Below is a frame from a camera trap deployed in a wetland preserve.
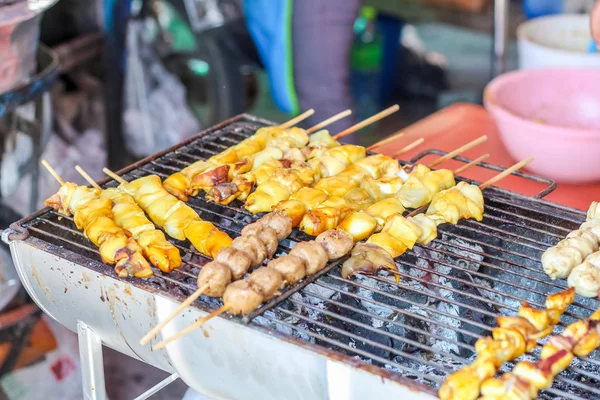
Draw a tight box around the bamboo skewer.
[366,130,404,152]
[153,304,231,350]
[75,165,102,190]
[41,160,66,186]
[479,157,534,190]
[102,168,128,185]
[278,109,315,129]
[453,154,490,174]
[140,283,210,345]
[428,135,488,168]
[391,137,424,158]
[332,105,400,140]
[306,109,352,134]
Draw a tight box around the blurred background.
[0,0,598,399]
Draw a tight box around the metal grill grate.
[17,115,600,399]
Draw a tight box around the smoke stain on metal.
[30,263,53,301]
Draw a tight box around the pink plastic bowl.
[484,68,600,183]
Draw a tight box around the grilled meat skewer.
[44,181,153,278]
[479,308,600,400]
[438,288,576,400]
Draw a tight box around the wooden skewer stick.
[453,154,490,175]
[366,130,405,152]
[332,104,400,140]
[428,135,488,168]
[306,109,352,134]
[41,159,66,186]
[479,157,534,190]
[391,138,425,158]
[152,304,231,350]
[75,165,102,190]
[102,168,128,185]
[140,283,210,345]
[279,109,315,129]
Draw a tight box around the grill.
[5,114,600,400]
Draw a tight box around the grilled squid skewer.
[42,162,153,278]
[75,166,182,273]
[342,158,532,280]
[103,170,232,259]
[438,288,576,400]
[163,109,319,201]
[479,309,600,400]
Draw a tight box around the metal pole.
[133,373,180,400]
[77,321,107,400]
[492,0,509,77]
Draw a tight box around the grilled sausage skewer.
[140,210,291,345]
[438,288,576,400]
[42,161,153,278]
[75,166,182,273]
[479,308,600,400]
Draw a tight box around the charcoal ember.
[304,280,338,305]
[316,293,392,360]
[473,276,520,313]
[478,259,549,308]
[253,310,294,336]
[401,306,430,354]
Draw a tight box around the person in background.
[593,1,600,45]
[243,0,362,133]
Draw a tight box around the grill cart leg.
[133,373,180,400]
[77,321,107,400]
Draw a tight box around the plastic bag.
[123,19,200,158]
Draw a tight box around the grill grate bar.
[315,278,491,336]
[297,288,475,352]
[412,243,596,314]
[290,296,468,363]
[261,312,446,384]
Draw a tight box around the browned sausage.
[223,280,264,315]
[248,268,284,300]
[289,241,329,275]
[316,229,354,260]
[256,211,292,241]
[230,236,267,268]
[267,255,306,285]
[214,247,252,280]
[197,261,232,297]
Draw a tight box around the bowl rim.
[516,13,598,57]
[484,68,600,138]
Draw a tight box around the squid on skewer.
[479,309,600,400]
[74,165,182,273]
[342,157,533,280]
[438,288,575,400]
[163,109,320,201]
[44,180,153,278]
[104,171,232,259]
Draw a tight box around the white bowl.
[517,14,600,70]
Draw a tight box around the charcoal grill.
[4,115,600,400]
